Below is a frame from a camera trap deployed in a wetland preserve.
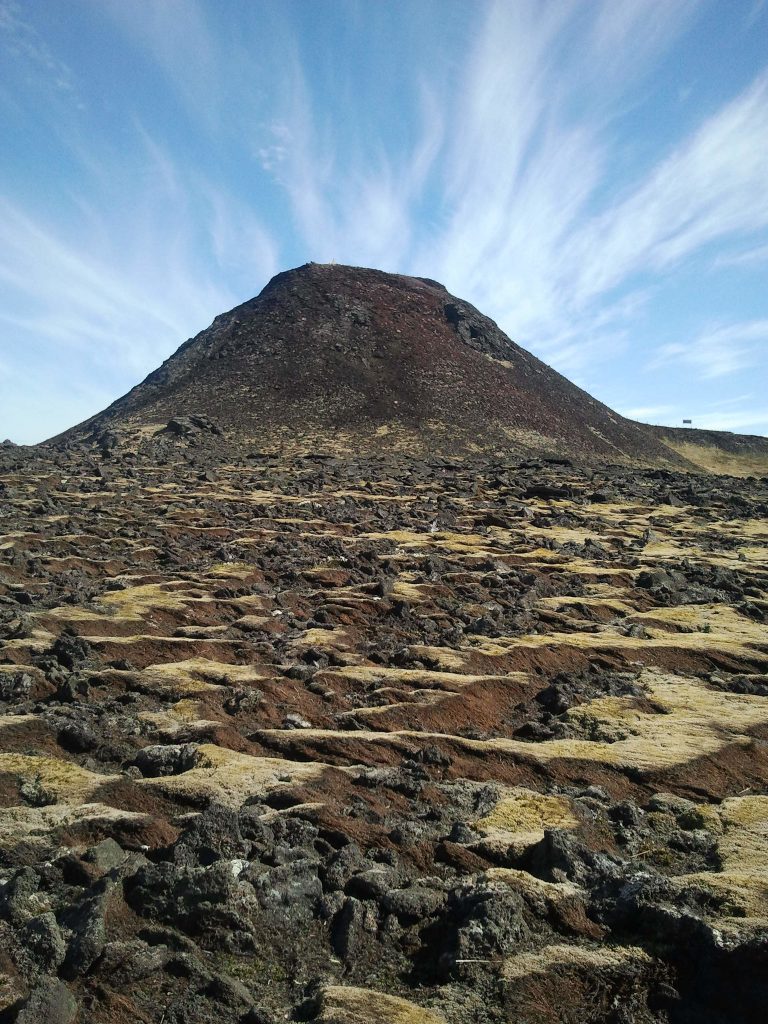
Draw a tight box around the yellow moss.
[629,604,767,647]
[99,582,201,617]
[551,671,768,769]
[502,943,651,981]
[0,712,41,731]
[140,743,325,807]
[0,802,150,844]
[475,787,578,846]
[0,753,118,800]
[139,695,223,735]
[46,606,135,626]
[407,646,469,672]
[1,627,56,656]
[672,797,768,931]
[331,665,529,692]
[413,600,768,672]
[526,526,598,545]
[267,669,768,774]
[171,698,212,721]
[536,595,630,614]
[228,595,273,613]
[511,552,633,576]
[135,658,272,695]
[206,562,256,578]
[317,986,447,1024]
[293,626,353,651]
[722,518,768,540]
[485,868,582,903]
[691,802,725,835]
[336,694,446,721]
[501,426,564,453]
[232,614,272,630]
[390,581,435,602]
[362,529,494,556]
[88,635,236,654]
[334,490,417,503]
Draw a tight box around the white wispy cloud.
[0,0,77,95]
[708,392,755,409]
[428,4,767,361]
[92,0,223,127]
[715,242,768,268]
[567,73,768,303]
[254,0,720,373]
[0,184,242,376]
[621,405,677,422]
[617,399,768,434]
[83,0,764,382]
[690,408,768,433]
[651,321,768,380]
[257,122,292,174]
[2,0,767,442]
[260,0,767,401]
[265,52,419,271]
[0,126,277,440]
[746,0,767,28]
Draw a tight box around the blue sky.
[1,0,767,444]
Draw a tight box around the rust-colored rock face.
[59,263,686,464]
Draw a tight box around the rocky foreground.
[1,434,767,1023]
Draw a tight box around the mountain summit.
[57,263,765,468]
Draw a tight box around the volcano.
[51,264,667,462]
[55,263,768,471]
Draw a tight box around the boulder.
[16,979,78,1024]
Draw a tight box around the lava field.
[1,437,767,1023]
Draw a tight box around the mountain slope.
[54,263,767,469]
[55,262,671,462]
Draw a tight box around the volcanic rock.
[54,263,768,471]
